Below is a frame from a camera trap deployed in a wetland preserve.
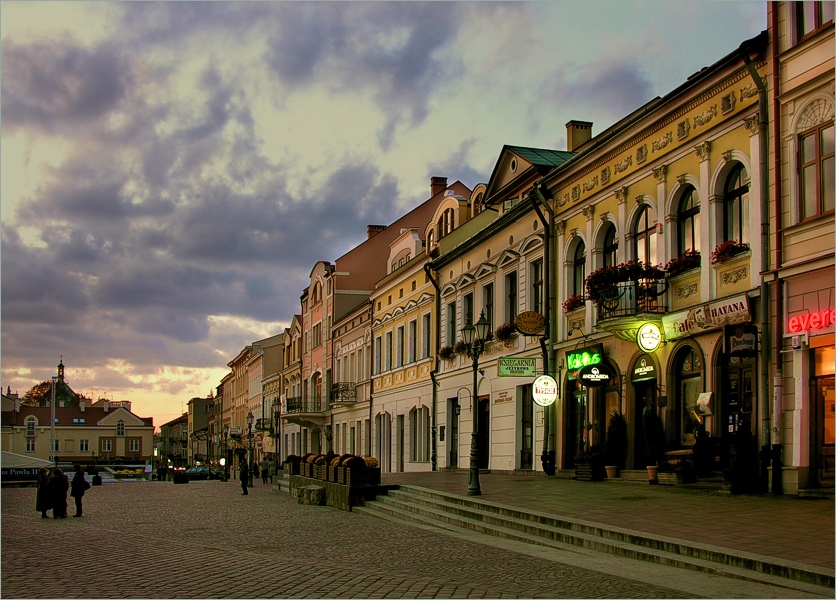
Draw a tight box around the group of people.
[238,457,276,495]
[36,464,90,519]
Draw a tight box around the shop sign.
[566,344,603,379]
[631,355,657,382]
[577,363,615,388]
[696,392,713,416]
[498,357,537,377]
[532,375,557,406]
[515,311,545,335]
[786,309,836,334]
[687,294,750,329]
[662,310,699,340]
[725,324,758,355]
[636,323,663,352]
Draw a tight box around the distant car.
[184,466,210,480]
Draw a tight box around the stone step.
[354,484,833,593]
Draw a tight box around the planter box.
[574,461,605,482]
[315,465,328,480]
[327,465,340,482]
[343,467,381,487]
[285,462,300,476]
[301,463,314,478]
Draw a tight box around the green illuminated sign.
[566,344,603,379]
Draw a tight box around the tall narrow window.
[116,420,125,437]
[482,283,494,332]
[800,121,835,219]
[677,186,700,254]
[723,164,748,243]
[462,293,474,327]
[373,336,382,375]
[572,242,586,297]
[797,2,834,40]
[421,313,431,358]
[408,320,417,364]
[530,260,543,314]
[603,224,618,268]
[25,417,35,437]
[505,271,518,323]
[446,301,457,346]
[634,205,657,264]
[396,326,404,367]
[385,331,393,371]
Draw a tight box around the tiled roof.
[506,146,575,168]
[1,405,153,427]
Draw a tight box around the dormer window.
[116,420,125,437]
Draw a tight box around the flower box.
[301,463,314,478]
[327,465,340,482]
[315,465,328,480]
[285,462,300,476]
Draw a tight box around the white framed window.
[504,271,517,323]
[421,313,431,359]
[446,301,456,345]
[396,326,404,367]
[26,439,35,453]
[102,439,112,452]
[482,283,494,332]
[385,331,393,371]
[116,420,125,437]
[79,439,89,452]
[408,320,417,363]
[374,336,382,375]
[129,439,139,452]
[530,259,543,314]
[25,417,36,437]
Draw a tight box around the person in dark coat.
[47,468,69,518]
[36,468,51,518]
[251,460,259,483]
[239,460,249,495]
[260,458,269,484]
[70,464,89,517]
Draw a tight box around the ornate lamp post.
[50,376,57,466]
[246,411,254,487]
[271,398,280,462]
[222,424,229,482]
[461,310,490,496]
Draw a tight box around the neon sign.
[566,344,603,379]
[787,309,835,333]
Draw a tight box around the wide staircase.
[353,484,834,595]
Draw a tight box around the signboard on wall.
[532,375,557,406]
[498,357,537,377]
[577,363,616,388]
[566,344,603,380]
[515,311,546,335]
[725,324,758,355]
[631,355,657,382]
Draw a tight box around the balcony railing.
[285,397,327,414]
[329,382,357,403]
[595,279,667,321]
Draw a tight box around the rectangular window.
[129,439,139,452]
[505,270,518,323]
[530,260,543,314]
[463,293,474,327]
[385,331,393,371]
[446,301,457,346]
[798,2,834,40]
[51,439,59,452]
[374,336,382,375]
[482,283,494,332]
[408,320,417,363]
[26,439,35,453]
[421,313,431,359]
[79,439,89,452]
[312,323,322,347]
[800,122,835,219]
[102,439,112,453]
[396,326,404,367]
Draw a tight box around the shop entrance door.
[633,380,656,468]
[814,378,835,487]
[477,397,490,469]
[520,385,533,470]
[721,356,755,469]
[448,399,459,468]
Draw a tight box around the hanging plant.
[438,345,455,360]
[711,240,750,264]
[665,250,701,277]
[585,260,664,304]
[453,340,469,355]
[494,322,516,342]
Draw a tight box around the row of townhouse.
[208,2,833,494]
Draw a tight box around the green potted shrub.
[641,405,665,485]
[604,411,628,479]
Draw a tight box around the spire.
[57,356,65,383]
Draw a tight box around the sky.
[1,1,766,429]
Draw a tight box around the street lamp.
[271,398,280,463]
[222,424,229,482]
[246,411,254,487]
[461,310,490,496]
[50,376,57,466]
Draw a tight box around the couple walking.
[36,464,89,518]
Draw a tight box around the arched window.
[572,241,586,297]
[602,224,618,268]
[674,345,703,446]
[677,186,700,255]
[634,204,657,264]
[723,165,748,243]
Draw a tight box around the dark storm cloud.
[427,140,491,190]
[1,38,129,132]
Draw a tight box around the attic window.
[72,418,86,424]
[510,158,517,173]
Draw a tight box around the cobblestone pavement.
[0,480,829,599]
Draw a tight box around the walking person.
[70,464,90,517]
[239,460,249,495]
[36,468,51,518]
[267,458,275,484]
[260,458,269,484]
[47,468,69,518]
[251,460,259,483]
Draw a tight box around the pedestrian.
[252,460,259,483]
[36,468,51,518]
[46,468,69,518]
[239,460,249,495]
[267,458,275,484]
[260,458,269,484]
[70,464,90,517]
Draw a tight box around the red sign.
[787,309,836,333]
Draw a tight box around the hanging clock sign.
[577,363,616,388]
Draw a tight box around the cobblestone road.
[0,480,826,599]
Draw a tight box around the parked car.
[184,466,211,480]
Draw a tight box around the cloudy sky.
[1,1,765,428]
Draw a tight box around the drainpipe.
[739,32,772,493]
[425,262,441,471]
[366,300,374,459]
[532,182,558,475]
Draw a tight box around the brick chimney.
[367,225,386,239]
[79,400,85,412]
[566,120,593,152]
[430,176,448,198]
[103,401,109,412]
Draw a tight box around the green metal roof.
[505,146,575,168]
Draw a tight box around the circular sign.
[515,311,546,335]
[636,323,663,352]
[532,375,557,406]
[577,363,615,388]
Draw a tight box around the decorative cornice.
[615,187,628,204]
[599,211,609,222]
[676,174,687,186]
[652,131,673,153]
[693,104,718,128]
[556,220,566,236]
[615,155,632,174]
[722,150,734,163]
[744,114,760,136]
[582,205,595,220]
